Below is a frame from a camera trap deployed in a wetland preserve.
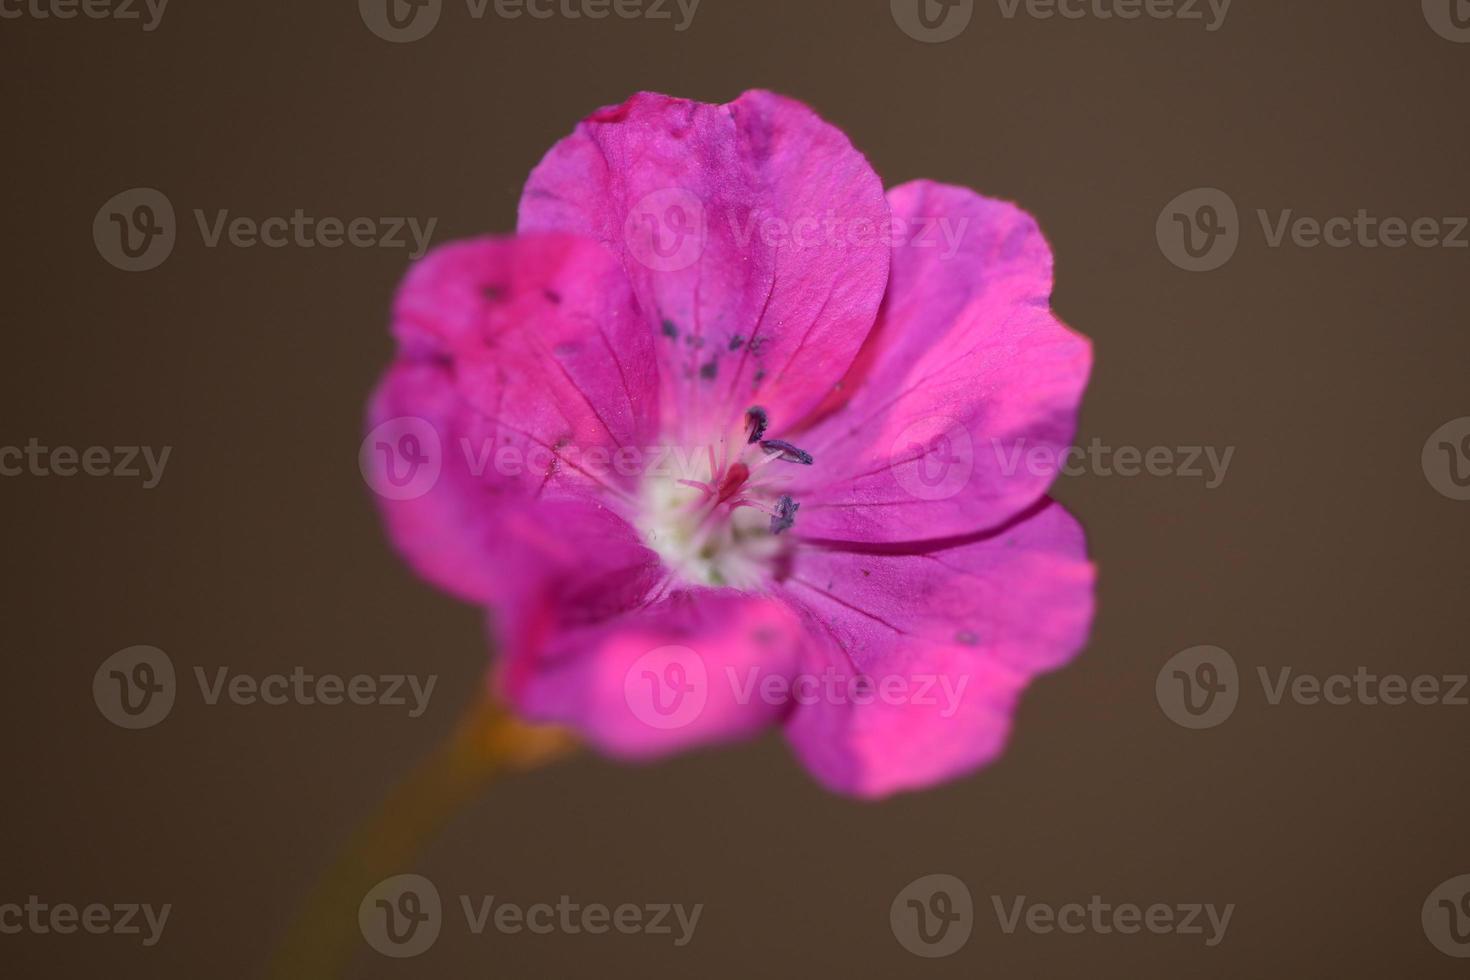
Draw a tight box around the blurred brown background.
[3,0,1469,977]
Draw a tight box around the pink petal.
[776,501,1095,799]
[787,181,1092,543]
[499,590,806,760]
[364,232,658,603]
[518,90,891,437]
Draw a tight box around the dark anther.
[744,406,769,444]
[770,495,799,535]
[760,439,813,465]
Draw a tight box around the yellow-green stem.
[267,691,577,979]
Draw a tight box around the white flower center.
[635,413,810,590]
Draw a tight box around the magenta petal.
[392,232,659,472]
[365,232,657,603]
[777,502,1094,799]
[788,181,1092,543]
[500,590,805,760]
[518,90,891,434]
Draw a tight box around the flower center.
[636,408,811,591]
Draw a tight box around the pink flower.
[365,90,1094,799]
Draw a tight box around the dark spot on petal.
[481,284,506,301]
[543,288,562,305]
[955,630,979,646]
[728,334,745,351]
[662,319,679,340]
[699,359,719,380]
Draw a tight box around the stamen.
[759,439,814,466]
[745,406,769,444]
[770,495,799,535]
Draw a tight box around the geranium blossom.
[365,90,1094,798]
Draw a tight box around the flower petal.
[518,90,891,436]
[776,501,1094,799]
[499,590,805,760]
[365,232,658,603]
[788,181,1092,543]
